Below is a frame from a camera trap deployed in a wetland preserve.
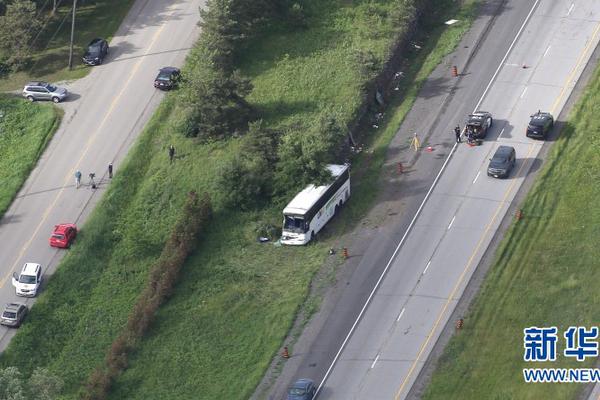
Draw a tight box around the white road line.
[472,171,481,184]
[315,1,542,396]
[567,3,574,16]
[397,308,406,322]
[543,45,551,58]
[499,127,505,138]
[520,87,528,98]
[371,354,380,369]
[423,261,431,275]
[504,63,520,67]
[447,216,456,230]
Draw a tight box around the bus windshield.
[283,216,307,233]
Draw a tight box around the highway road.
[0,0,202,350]
[267,0,600,399]
[318,1,600,399]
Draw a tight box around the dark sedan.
[487,145,516,178]
[287,378,316,400]
[154,67,181,90]
[83,38,109,66]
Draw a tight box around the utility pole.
[68,0,77,70]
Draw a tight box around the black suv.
[154,67,181,90]
[83,38,108,65]
[526,111,553,139]
[487,145,516,178]
[466,111,493,139]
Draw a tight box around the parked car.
[83,38,109,65]
[0,303,28,328]
[487,145,516,178]
[22,82,68,103]
[154,67,181,90]
[466,111,493,139]
[526,110,554,139]
[287,378,316,400]
[12,263,42,297]
[49,223,77,248]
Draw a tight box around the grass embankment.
[0,0,135,91]
[422,61,600,399]
[0,95,60,217]
[1,0,480,399]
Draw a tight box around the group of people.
[454,125,478,145]
[74,163,112,189]
[73,145,176,189]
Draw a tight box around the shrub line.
[80,191,212,400]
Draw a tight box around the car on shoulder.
[526,110,553,139]
[83,38,109,65]
[487,145,516,179]
[466,111,493,139]
[12,263,42,297]
[22,81,68,103]
[287,378,316,400]
[49,223,77,248]
[0,303,28,328]
[154,67,181,90]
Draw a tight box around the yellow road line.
[0,14,170,288]
[550,21,600,115]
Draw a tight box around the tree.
[216,121,279,209]
[0,367,63,400]
[29,368,63,400]
[0,0,41,71]
[0,367,25,400]
[274,114,346,196]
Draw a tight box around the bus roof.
[283,164,348,216]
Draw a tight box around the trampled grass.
[0,0,482,398]
[422,58,600,400]
[0,95,60,218]
[0,0,135,91]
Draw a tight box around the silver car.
[22,81,68,103]
[0,303,28,328]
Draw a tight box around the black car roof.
[529,112,551,125]
[292,378,313,389]
[494,145,514,156]
[88,38,105,45]
[159,67,180,73]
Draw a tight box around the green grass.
[0,95,60,217]
[0,0,482,398]
[0,0,135,91]
[422,57,600,400]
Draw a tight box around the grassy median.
[0,95,60,218]
[0,0,481,398]
[422,59,600,400]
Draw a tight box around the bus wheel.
[310,231,316,242]
[334,205,339,215]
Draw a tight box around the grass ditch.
[422,54,600,400]
[0,0,136,91]
[0,95,61,218]
[0,0,481,398]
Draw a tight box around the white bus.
[281,164,350,245]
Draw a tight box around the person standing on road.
[108,163,113,179]
[75,170,82,189]
[168,145,175,163]
[454,125,461,143]
[89,172,96,189]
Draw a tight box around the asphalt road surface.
[317,1,600,399]
[266,0,600,399]
[0,0,203,350]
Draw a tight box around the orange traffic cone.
[397,162,404,174]
[282,346,290,358]
[451,66,458,77]
[455,318,464,330]
[342,247,349,259]
[516,209,523,221]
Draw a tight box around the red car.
[49,223,77,248]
